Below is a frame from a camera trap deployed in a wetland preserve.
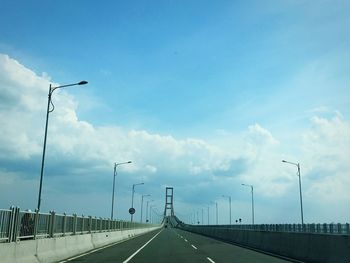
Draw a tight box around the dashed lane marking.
[184,239,188,242]
[207,257,216,263]
[191,244,198,250]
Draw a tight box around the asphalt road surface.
[66,227,291,263]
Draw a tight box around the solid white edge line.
[191,244,197,250]
[207,257,216,263]
[60,238,128,262]
[123,229,163,263]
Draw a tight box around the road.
[67,227,291,263]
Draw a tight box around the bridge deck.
[67,227,290,263]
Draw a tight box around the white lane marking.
[184,239,188,242]
[207,257,216,263]
[123,229,163,263]
[191,244,198,250]
[60,237,129,262]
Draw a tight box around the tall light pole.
[131,182,144,222]
[207,206,210,225]
[141,194,150,222]
[150,205,155,223]
[201,208,204,225]
[242,184,254,225]
[146,199,154,223]
[211,201,218,225]
[282,160,304,225]
[37,80,88,211]
[222,195,232,225]
[111,161,132,220]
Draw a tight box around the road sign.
[129,208,135,215]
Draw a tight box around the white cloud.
[0,53,349,223]
[301,114,350,203]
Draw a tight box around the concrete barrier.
[180,225,350,263]
[0,226,161,263]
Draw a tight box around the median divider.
[0,226,162,263]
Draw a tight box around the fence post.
[337,223,341,234]
[49,211,56,238]
[73,214,77,235]
[13,207,20,242]
[33,209,39,240]
[88,216,92,233]
[323,223,327,233]
[8,206,17,242]
[63,213,66,236]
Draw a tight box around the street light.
[146,199,154,223]
[150,205,155,224]
[282,160,304,225]
[111,161,132,220]
[207,206,210,225]
[211,201,218,225]
[201,208,204,225]
[37,80,88,211]
[242,184,254,225]
[141,194,151,222]
[131,182,144,222]
[222,195,232,225]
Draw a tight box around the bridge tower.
[164,187,174,217]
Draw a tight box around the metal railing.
[182,222,350,235]
[0,207,157,243]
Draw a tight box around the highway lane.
[67,227,292,263]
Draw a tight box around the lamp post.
[201,208,204,225]
[242,184,254,225]
[146,199,154,223]
[211,201,218,225]
[37,80,88,211]
[222,195,232,225]
[131,183,144,222]
[111,161,132,220]
[207,206,210,225]
[150,205,155,223]
[282,160,304,225]
[141,194,150,222]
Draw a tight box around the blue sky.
[0,0,349,224]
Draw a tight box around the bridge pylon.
[164,187,174,217]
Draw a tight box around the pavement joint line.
[191,244,198,250]
[123,229,163,263]
[207,257,215,263]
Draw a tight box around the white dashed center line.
[207,257,216,263]
[184,239,188,242]
[191,244,198,250]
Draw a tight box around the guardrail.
[194,223,350,235]
[0,207,155,243]
[173,216,350,235]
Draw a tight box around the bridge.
[1,187,349,263]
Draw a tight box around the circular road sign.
[129,208,135,215]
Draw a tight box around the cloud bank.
[0,53,349,223]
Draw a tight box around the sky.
[0,0,349,224]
